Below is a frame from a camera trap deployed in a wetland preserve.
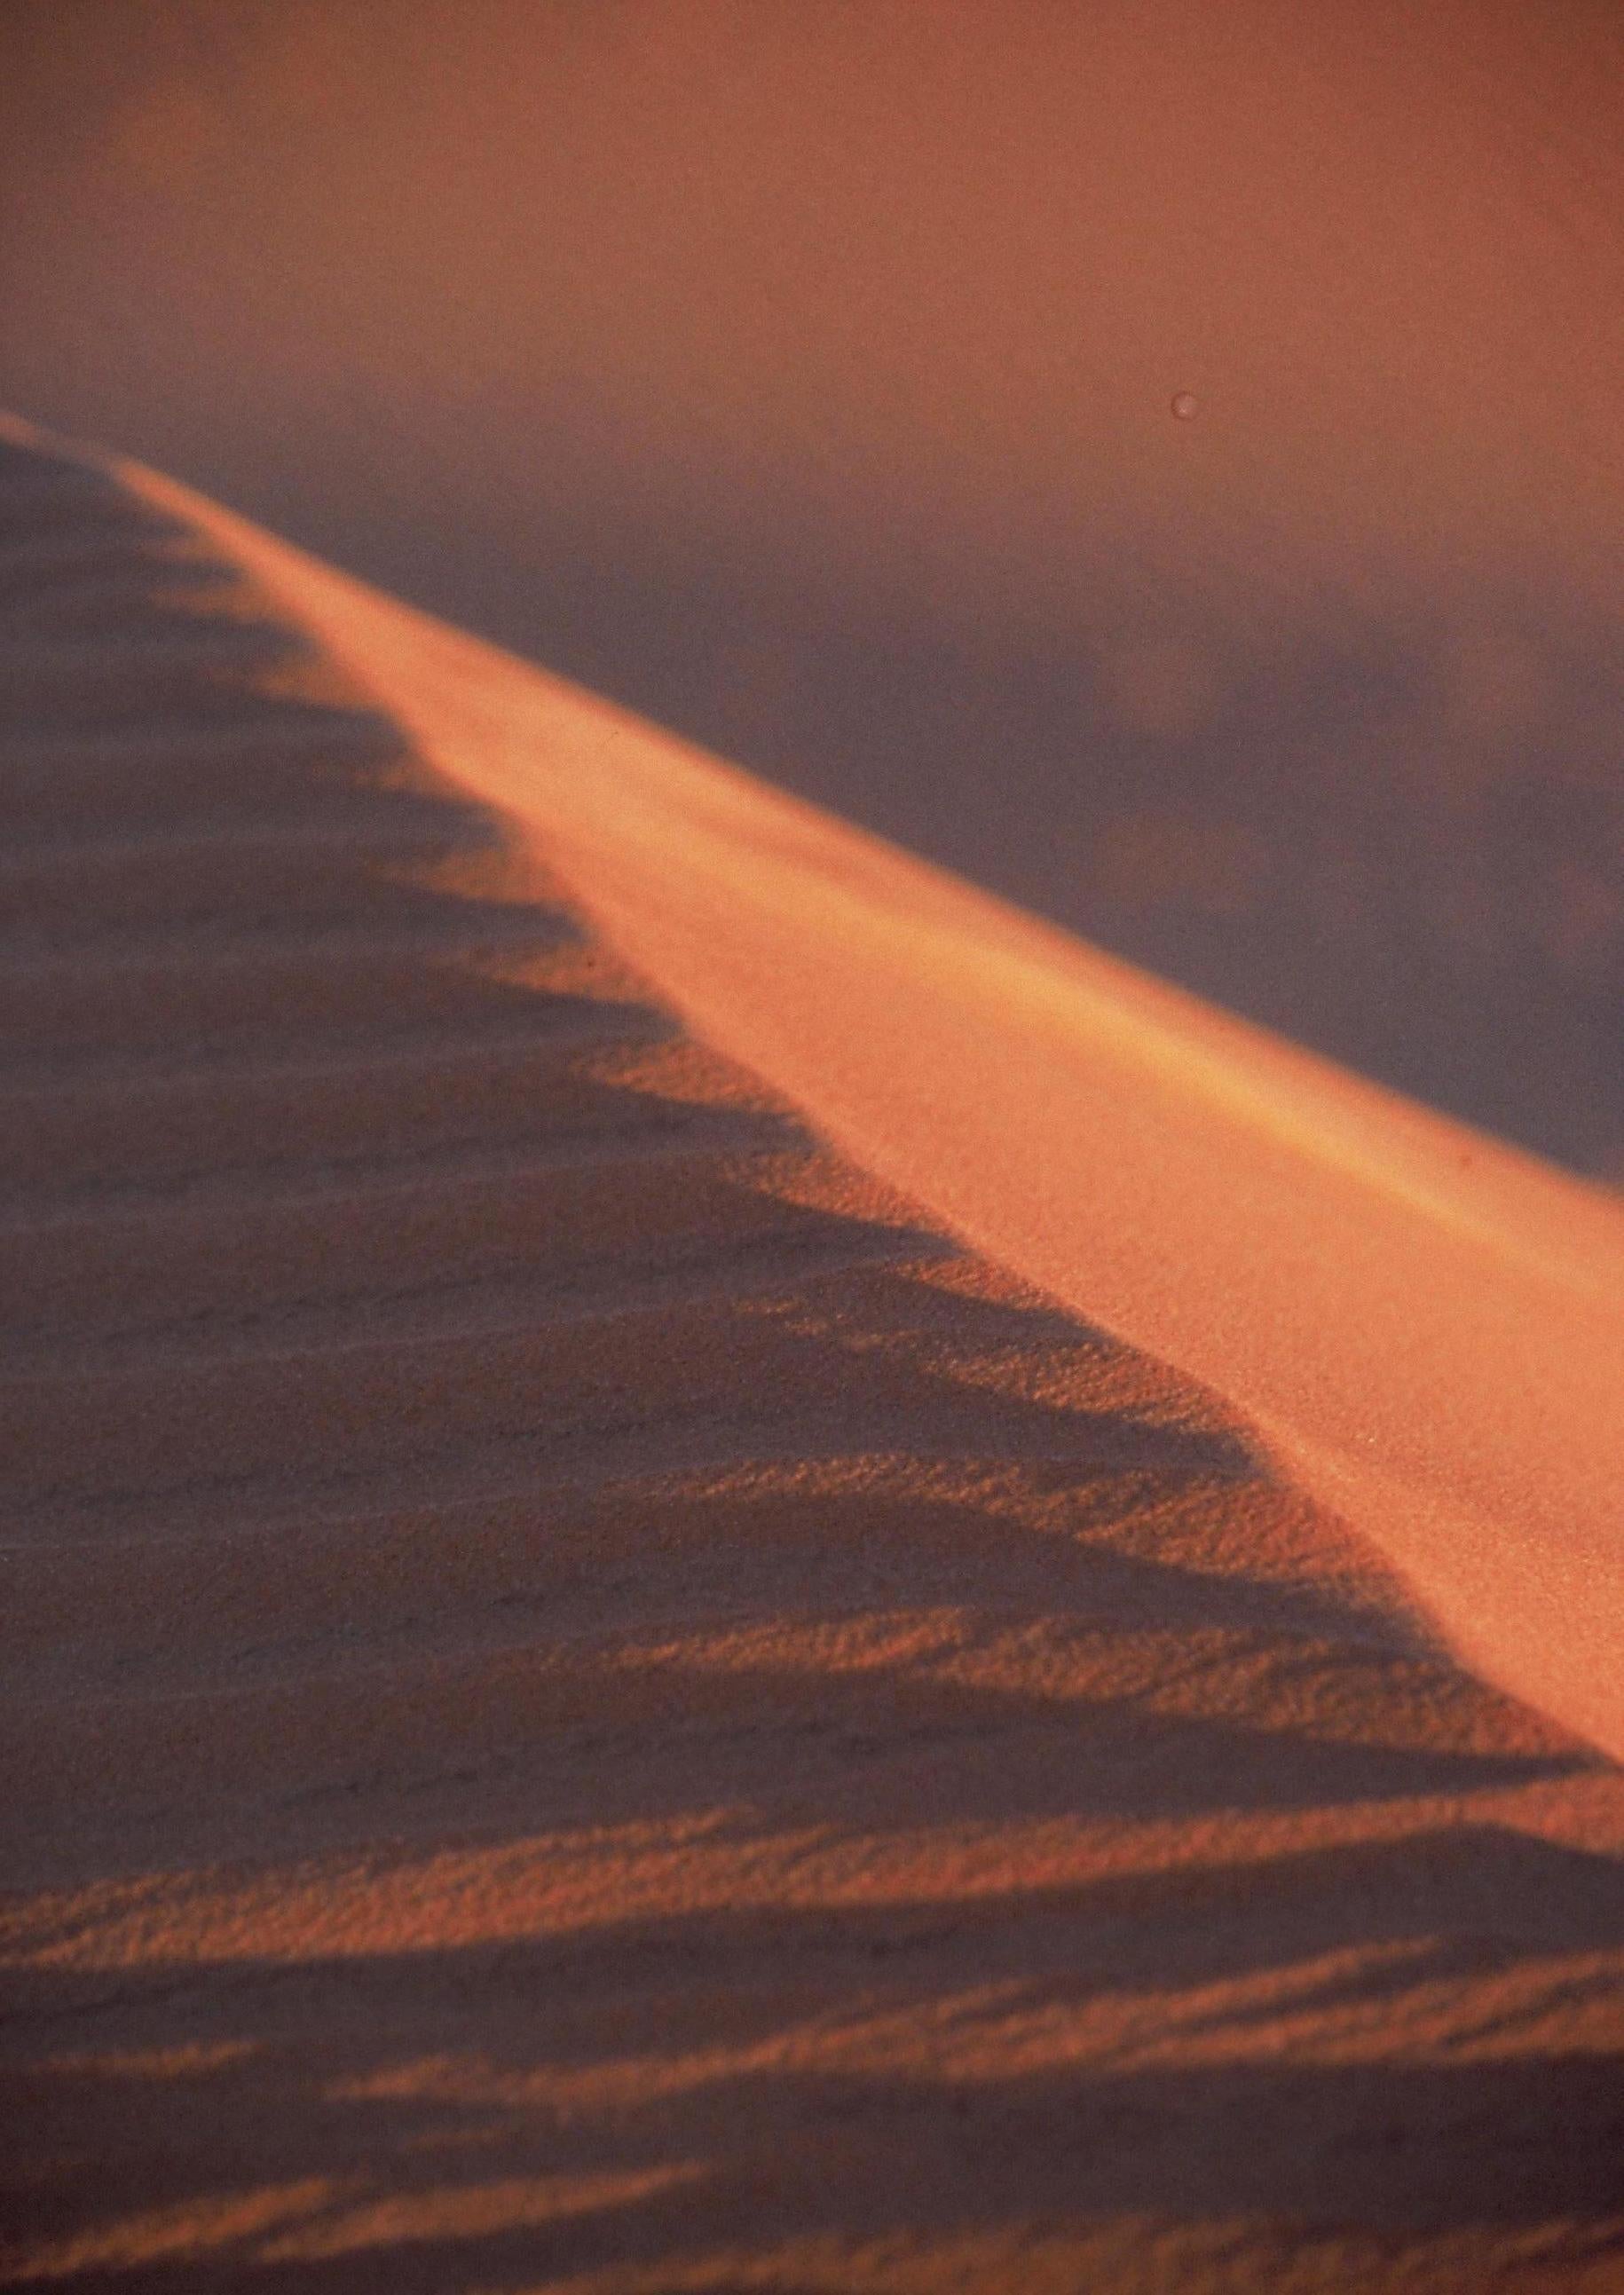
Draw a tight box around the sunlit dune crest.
[2,422,1621,2291]
[110,428,1624,1763]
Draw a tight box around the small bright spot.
[1171,391,1199,421]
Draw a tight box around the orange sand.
[3,422,1622,2291]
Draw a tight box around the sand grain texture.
[3,428,1623,2291]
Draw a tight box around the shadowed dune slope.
[2,427,1622,2291]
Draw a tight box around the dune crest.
[3,422,1620,2291]
[94,422,1624,1765]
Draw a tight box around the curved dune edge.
[4,414,1624,2290]
[74,425,1624,1765]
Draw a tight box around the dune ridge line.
[3,415,1620,2291]
[53,414,1624,1765]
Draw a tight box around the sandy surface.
[3,425,1623,2291]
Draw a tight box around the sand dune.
[3,425,1622,2290]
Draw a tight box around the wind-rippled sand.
[3,426,1621,2291]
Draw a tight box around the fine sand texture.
[3,423,1623,2291]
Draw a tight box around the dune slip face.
[2,421,1621,2291]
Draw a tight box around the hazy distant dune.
[3,0,1620,1167]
